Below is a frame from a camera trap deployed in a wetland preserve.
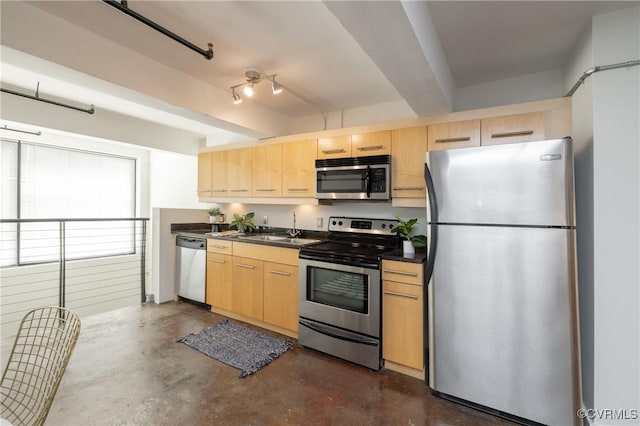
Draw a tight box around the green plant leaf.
[411,235,427,248]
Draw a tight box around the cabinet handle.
[269,270,291,277]
[435,136,470,143]
[393,187,424,191]
[384,290,419,300]
[208,258,225,264]
[209,244,228,249]
[236,263,255,269]
[356,145,384,151]
[491,130,534,139]
[198,189,211,192]
[211,189,227,192]
[255,189,276,192]
[287,188,309,192]
[384,269,418,277]
[229,189,249,192]
[321,149,346,154]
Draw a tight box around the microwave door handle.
[365,165,372,198]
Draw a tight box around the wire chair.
[1,307,81,426]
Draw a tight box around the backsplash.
[211,202,427,236]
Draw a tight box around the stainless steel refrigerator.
[425,138,582,426]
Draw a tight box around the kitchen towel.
[177,319,293,378]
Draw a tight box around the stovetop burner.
[299,217,399,268]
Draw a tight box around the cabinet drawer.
[381,260,423,286]
[233,242,298,265]
[207,239,233,254]
[428,120,481,151]
[481,112,545,146]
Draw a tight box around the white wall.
[454,68,565,112]
[591,7,640,424]
[566,6,639,425]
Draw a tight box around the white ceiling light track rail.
[1,83,95,115]
[230,66,282,104]
[102,0,214,61]
[566,59,640,97]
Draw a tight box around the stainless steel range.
[298,216,399,370]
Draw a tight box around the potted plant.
[230,212,256,233]
[391,214,427,256]
[208,207,224,224]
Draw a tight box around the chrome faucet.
[288,212,302,238]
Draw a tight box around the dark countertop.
[171,223,328,249]
[381,247,427,264]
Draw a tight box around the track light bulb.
[272,80,282,95]
[232,90,242,104]
[243,84,254,97]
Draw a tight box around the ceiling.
[0,1,637,145]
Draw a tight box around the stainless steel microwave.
[315,155,391,200]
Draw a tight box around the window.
[1,140,137,267]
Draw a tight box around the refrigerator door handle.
[424,162,438,284]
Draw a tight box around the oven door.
[298,258,380,337]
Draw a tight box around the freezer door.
[428,138,575,227]
[428,225,581,426]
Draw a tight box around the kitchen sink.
[237,234,322,246]
[238,234,288,242]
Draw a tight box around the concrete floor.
[36,302,516,425]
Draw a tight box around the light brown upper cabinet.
[481,112,545,146]
[317,135,351,159]
[351,131,391,156]
[227,147,252,196]
[251,144,282,197]
[210,150,228,197]
[197,152,212,197]
[282,139,317,198]
[391,126,428,199]
[427,119,481,151]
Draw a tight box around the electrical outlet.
[263,215,268,225]
[317,217,323,228]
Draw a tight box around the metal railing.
[0,218,149,338]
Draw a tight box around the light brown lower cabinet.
[382,260,424,378]
[231,256,264,320]
[263,262,298,332]
[206,252,232,310]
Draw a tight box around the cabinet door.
[382,280,423,370]
[197,152,212,197]
[351,131,391,156]
[252,144,282,197]
[317,135,351,159]
[206,253,232,310]
[282,139,317,197]
[481,112,545,146]
[391,126,428,199]
[263,262,298,332]
[428,120,481,151]
[227,148,252,196]
[210,150,228,197]
[232,256,263,320]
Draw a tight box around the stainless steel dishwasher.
[175,236,206,303]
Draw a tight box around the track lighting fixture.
[232,89,242,104]
[230,66,283,104]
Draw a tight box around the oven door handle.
[299,319,379,346]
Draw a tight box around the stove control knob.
[381,224,386,229]
[338,221,343,226]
